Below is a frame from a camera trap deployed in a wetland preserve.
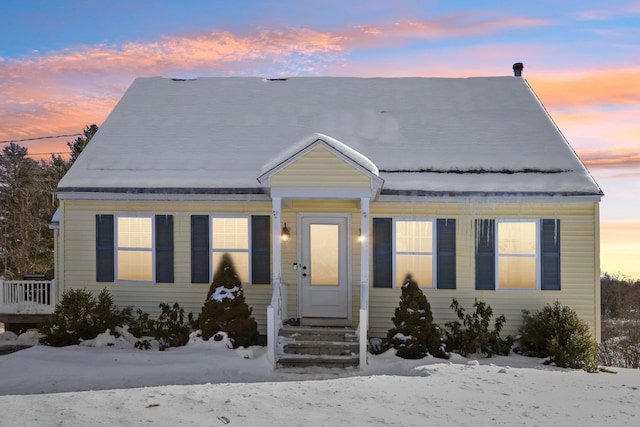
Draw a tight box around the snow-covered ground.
[1,330,639,426]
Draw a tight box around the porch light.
[281,223,290,241]
[358,228,365,243]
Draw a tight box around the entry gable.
[258,134,383,198]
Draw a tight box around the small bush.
[130,303,194,350]
[39,288,132,347]
[154,303,193,350]
[198,253,259,349]
[444,298,512,357]
[386,274,446,359]
[518,301,598,372]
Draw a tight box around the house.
[50,64,603,365]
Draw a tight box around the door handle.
[302,265,307,277]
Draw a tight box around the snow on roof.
[57,76,602,196]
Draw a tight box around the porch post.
[359,197,370,367]
[272,196,282,290]
[267,196,283,366]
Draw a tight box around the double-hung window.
[211,217,250,284]
[394,219,435,288]
[496,220,538,290]
[116,215,154,282]
[373,217,456,289]
[191,215,270,285]
[96,214,174,283]
[475,218,560,291]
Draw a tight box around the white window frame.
[114,214,155,283]
[392,218,437,289]
[495,219,541,291]
[210,215,252,285]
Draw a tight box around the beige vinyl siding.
[368,201,601,341]
[59,200,273,334]
[270,146,371,189]
[59,196,600,341]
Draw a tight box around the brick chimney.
[513,62,524,77]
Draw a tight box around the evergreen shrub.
[198,253,259,348]
[386,274,446,359]
[130,303,194,350]
[444,298,512,357]
[518,301,598,372]
[39,288,132,347]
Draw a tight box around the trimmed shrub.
[198,253,259,348]
[518,301,598,372]
[444,298,512,357]
[39,288,132,347]
[386,274,446,359]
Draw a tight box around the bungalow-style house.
[50,64,603,366]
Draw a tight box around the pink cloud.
[579,2,640,20]
[0,16,633,161]
[578,149,640,170]
[528,68,640,109]
[339,14,549,48]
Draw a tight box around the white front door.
[300,214,350,320]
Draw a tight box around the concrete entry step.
[277,326,359,369]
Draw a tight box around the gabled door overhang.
[257,133,384,200]
[262,134,380,367]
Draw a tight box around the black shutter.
[96,214,114,282]
[437,219,456,289]
[373,218,393,288]
[541,219,561,290]
[251,215,271,284]
[191,215,210,283]
[155,215,174,283]
[475,219,495,290]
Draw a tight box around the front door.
[300,214,350,321]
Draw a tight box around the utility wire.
[28,151,70,156]
[0,133,82,144]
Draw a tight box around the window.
[191,215,271,285]
[116,216,154,282]
[96,214,174,283]
[475,219,560,291]
[496,220,538,290]
[212,217,250,284]
[373,218,456,289]
[394,219,435,288]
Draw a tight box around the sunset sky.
[1,0,639,279]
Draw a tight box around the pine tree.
[387,274,446,359]
[198,253,259,348]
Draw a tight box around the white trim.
[376,194,602,204]
[56,191,600,204]
[392,218,437,289]
[494,219,541,291]
[56,192,271,202]
[297,212,352,322]
[270,188,375,199]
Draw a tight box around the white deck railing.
[0,280,56,314]
[266,280,287,366]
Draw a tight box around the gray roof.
[57,76,602,196]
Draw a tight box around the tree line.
[0,125,97,280]
[601,272,640,319]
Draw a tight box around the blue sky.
[1,0,639,277]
